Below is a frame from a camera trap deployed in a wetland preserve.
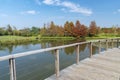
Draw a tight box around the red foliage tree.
[73,20,88,38]
[89,21,98,36]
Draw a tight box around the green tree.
[0,27,5,35]
[20,28,31,37]
[31,26,40,36]
[40,27,47,36]
[7,24,13,35]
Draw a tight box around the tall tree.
[7,24,13,35]
[31,26,40,36]
[49,21,56,36]
[89,21,98,36]
[0,27,5,35]
[40,27,47,36]
[64,21,75,36]
[20,28,31,37]
[73,20,81,37]
[73,20,88,38]
[79,25,88,37]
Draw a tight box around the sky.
[0,0,120,29]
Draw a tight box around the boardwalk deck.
[45,48,120,80]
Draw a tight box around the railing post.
[9,58,16,80]
[76,45,79,65]
[117,39,119,48]
[111,39,114,48]
[54,49,60,77]
[98,40,101,54]
[106,39,108,50]
[90,42,92,58]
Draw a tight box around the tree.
[73,20,81,37]
[56,25,64,36]
[79,25,88,37]
[49,21,57,36]
[31,26,40,36]
[116,27,120,37]
[20,28,31,37]
[89,21,98,36]
[73,20,88,38]
[40,27,47,36]
[64,21,75,36]
[13,26,19,36]
[0,27,5,35]
[7,24,13,35]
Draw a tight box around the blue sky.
[0,0,120,29]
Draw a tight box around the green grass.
[0,35,119,45]
[86,33,120,41]
[0,36,75,45]
[0,36,37,45]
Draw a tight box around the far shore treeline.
[0,20,120,38]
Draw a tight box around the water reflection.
[0,40,83,55]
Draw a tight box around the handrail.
[0,38,120,80]
[0,41,89,61]
[0,38,119,61]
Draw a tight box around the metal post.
[54,49,60,77]
[98,40,101,54]
[90,42,92,58]
[76,45,79,65]
[9,58,16,80]
[106,39,108,50]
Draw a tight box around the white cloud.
[61,1,92,16]
[42,0,92,16]
[43,0,60,5]
[20,10,38,15]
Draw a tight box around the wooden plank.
[46,48,120,80]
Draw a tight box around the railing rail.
[0,38,120,80]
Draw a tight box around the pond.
[0,40,119,80]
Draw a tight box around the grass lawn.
[0,36,35,41]
[0,36,75,45]
[0,36,36,45]
[0,35,119,45]
[86,33,120,41]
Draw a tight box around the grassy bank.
[0,36,75,45]
[0,36,120,45]
[0,36,37,45]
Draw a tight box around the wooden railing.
[0,38,120,80]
